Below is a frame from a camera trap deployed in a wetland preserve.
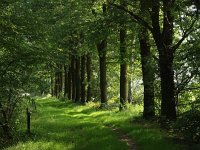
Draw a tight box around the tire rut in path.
[109,126,138,150]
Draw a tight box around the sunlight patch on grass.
[6,141,74,150]
[5,97,191,150]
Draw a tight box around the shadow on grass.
[5,97,200,150]
[5,98,128,150]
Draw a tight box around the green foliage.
[0,0,54,139]
[1,0,200,148]
[174,108,200,143]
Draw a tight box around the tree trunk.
[97,40,107,106]
[127,80,133,103]
[86,54,92,102]
[1,123,12,139]
[51,76,54,96]
[150,0,177,120]
[68,66,72,100]
[71,56,76,101]
[97,3,108,107]
[64,65,68,98]
[159,54,176,119]
[54,71,59,97]
[139,27,155,119]
[75,57,81,102]
[58,65,63,98]
[119,26,128,110]
[128,51,134,104]
[0,102,12,138]
[81,55,86,104]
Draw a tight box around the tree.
[75,57,81,103]
[139,0,155,119]
[119,0,128,110]
[86,54,92,102]
[0,0,52,137]
[109,0,198,120]
[97,3,108,107]
[71,56,76,101]
[81,55,86,104]
[97,39,108,106]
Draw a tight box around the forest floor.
[3,97,197,150]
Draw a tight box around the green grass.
[4,97,199,150]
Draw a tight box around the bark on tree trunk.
[128,52,134,104]
[54,71,59,97]
[1,123,12,139]
[58,65,63,98]
[159,54,176,119]
[51,76,54,96]
[81,55,86,104]
[138,0,155,119]
[86,54,92,102]
[0,102,12,138]
[71,57,76,101]
[150,0,177,120]
[139,27,155,119]
[97,3,108,107]
[127,80,133,103]
[119,27,128,110]
[68,66,72,100]
[64,66,68,98]
[97,40,107,106]
[75,57,81,102]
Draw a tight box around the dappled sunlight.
[5,97,195,150]
[1,0,200,149]
[5,97,130,150]
[6,141,74,150]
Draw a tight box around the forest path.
[5,97,191,150]
[108,126,138,150]
[5,97,138,150]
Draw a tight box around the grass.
[3,96,199,150]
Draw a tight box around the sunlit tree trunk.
[86,54,92,102]
[127,80,133,103]
[51,76,54,96]
[128,52,134,104]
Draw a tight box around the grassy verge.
[4,97,199,150]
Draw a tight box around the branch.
[152,55,159,62]
[172,19,197,51]
[0,102,7,123]
[176,72,196,93]
[108,2,153,32]
[184,86,200,91]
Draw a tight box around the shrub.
[174,108,200,143]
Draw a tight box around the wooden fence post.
[26,108,31,134]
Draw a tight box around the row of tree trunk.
[52,54,92,104]
[51,2,156,119]
[52,0,188,121]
